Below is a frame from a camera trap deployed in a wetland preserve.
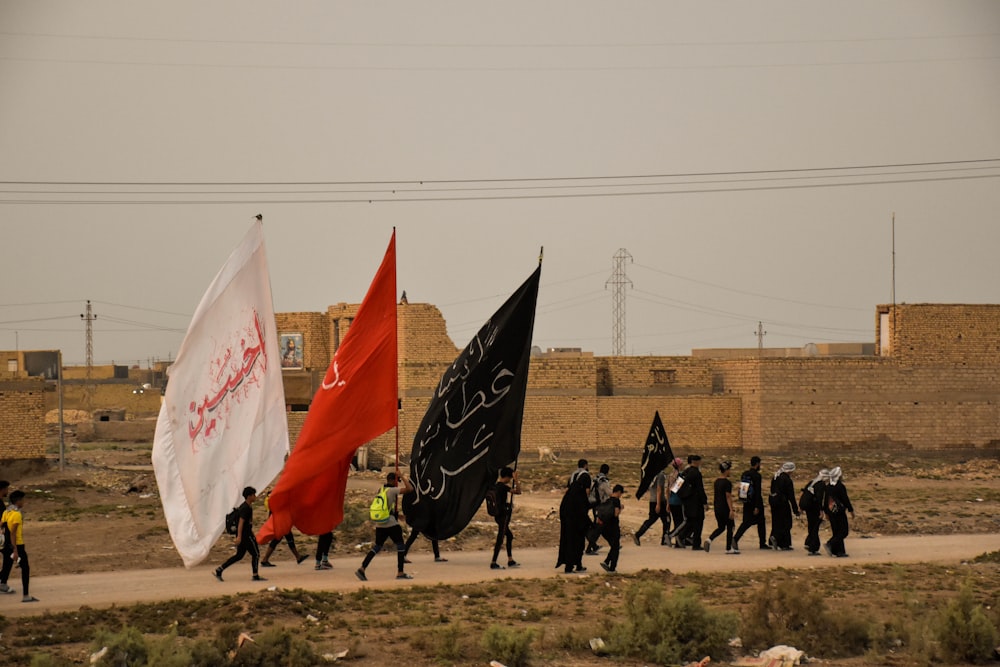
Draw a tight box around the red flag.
[258,232,397,541]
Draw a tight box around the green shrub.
[92,626,148,666]
[740,576,871,658]
[434,622,465,662]
[481,624,535,667]
[933,581,999,663]
[606,583,736,665]
[229,626,318,667]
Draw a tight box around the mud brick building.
[277,302,1000,456]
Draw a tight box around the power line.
[2,158,996,187]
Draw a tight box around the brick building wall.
[877,303,1000,366]
[0,379,47,460]
[274,302,1000,457]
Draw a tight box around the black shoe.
[600,562,613,573]
[490,562,504,570]
[355,568,367,581]
[252,574,267,581]
[759,544,772,550]
[575,566,587,573]
[260,561,276,567]
[435,556,449,563]
[296,554,310,565]
[632,534,641,546]
[507,560,520,568]
[213,569,224,582]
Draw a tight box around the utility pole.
[605,248,633,356]
[755,321,767,357]
[80,300,97,411]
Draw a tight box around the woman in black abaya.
[556,474,592,573]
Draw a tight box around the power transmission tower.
[80,300,97,411]
[755,321,767,357]
[605,249,633,356]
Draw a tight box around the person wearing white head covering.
[767,461,800,550]
[799,469,830,555]
[823,466,854,557]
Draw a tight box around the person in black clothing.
[585,464,612,554]
[823,466,855,557]
[704,461,736,553]
[403,529,446,563]
[490,467,521,570]
[733,456,768,552]
[214,486,265,582]
[567,459,591,489]
[633,462,671,547]
[800,469,829,555]
[599,484,625,572]
[556,473,592,573]
[673,455,708,550]
[768,462,800,550]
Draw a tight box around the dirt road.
[6,532,997,619]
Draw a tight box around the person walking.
[585,464,612,554]
[556,473,592,573]
[356,472,414,581]
[0,481,14,595]
[314,532,334,570]
[403,529,446,563]
[666,457,685,545]
[768,462,800,550]
[633,462,671,547]
[490,467,521,570]
[673,455,708,550]
[823,466,855,557]
[800,469,830,555]
[733,456,768,552]
[1,490,36,602]
[258,488,309,568]
[704,461,736,553]
[599,484,625,573]
[214,486,265,582]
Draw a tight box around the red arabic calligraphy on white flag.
[152,221,288,568]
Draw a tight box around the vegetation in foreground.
[8,557,1000,667]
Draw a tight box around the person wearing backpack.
[490,467,521,570]
[214,486,265,583]
[598,484,625,572]
[732,456,768,553]
[585,464,612,554]
[800,469,830,555]
[823,466,855,558]
[356,472,413,581]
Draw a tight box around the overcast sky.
[1,2,998,366]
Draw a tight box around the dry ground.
[2,438,999,666]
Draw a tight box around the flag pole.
[509,247,542,515]
[394,227,400,480]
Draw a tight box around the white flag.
[152,221,289,568]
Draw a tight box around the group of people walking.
[214,454,855,585]
[627,455,855,558]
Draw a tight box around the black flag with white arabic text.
[405,264,540,540]
[636,411,674,499]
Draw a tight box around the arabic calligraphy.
[186,309,268,453]
[320,360,347,390]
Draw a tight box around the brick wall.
[0,379,47,460]
[878,303,1000,366]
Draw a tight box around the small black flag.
[406,265,541,540]
[636,411,674,499]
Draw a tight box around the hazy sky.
[2,2,998,366]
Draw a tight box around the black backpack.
[484,487,498,517]
[595,498,616,524]
[225,507,240,535]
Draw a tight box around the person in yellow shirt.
[2,490,37,602]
